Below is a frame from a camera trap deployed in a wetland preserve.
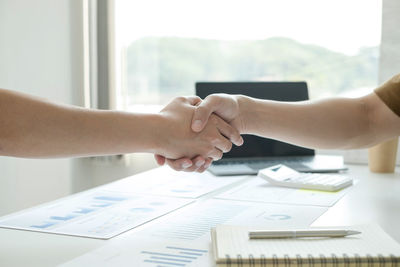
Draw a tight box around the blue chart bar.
[91,202,114,208]
[166,247,208,253]
[94,196,127,202]
[142,246,207,266]
[31,222,56,229]
[50,215,76,221]
[177,252,202,256]
[74,208,95,214]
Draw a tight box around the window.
[113,0,381,111]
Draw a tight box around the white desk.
[313,165,400,241]
[0,164,399,267]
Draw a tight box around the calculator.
[258,164,353,192]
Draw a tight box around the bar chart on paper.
[61,199,328,267]
[0,190,192,239]
[141,246,208,266]
[61,237,213,267]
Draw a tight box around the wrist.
[236,95,255,134]
[145,113,169,155]
[82,111,165,156]
[121,112,168,155]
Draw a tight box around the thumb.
[191,97,218,132]
[154,154,166,166]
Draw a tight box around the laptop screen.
[195,82,314,158]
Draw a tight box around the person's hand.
[191,93,246,134]
[154,154,213,173]
[155,96,241,165]
[155,94,246,172]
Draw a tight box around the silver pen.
[248,229,361,239]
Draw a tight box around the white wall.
[70,154,157,193]
[0,0,84,216]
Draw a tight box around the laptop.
[196,82,347,176]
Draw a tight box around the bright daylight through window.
[113,0,382,111]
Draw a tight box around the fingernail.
[192,120,202,131]
[239,137,244,146]
[195,160,205,167]
[232,135,244,146]
[182,162,192,168]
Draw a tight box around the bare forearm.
[0,89,160,158]
[239,95,376,149]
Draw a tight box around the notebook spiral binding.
[223,253,400,266]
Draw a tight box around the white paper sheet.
[62,199,328,266]
[216,176,352,207]
[0,190,192,239]
[138,199,328,241]
[61,236,213,267]
[0,167,246,240]
[105,166,248,198]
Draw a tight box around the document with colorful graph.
[0,190,192,239]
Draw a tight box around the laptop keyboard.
[213,157,313,166]
[212,158,313,171]
[208,156,344,175]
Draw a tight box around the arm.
[235,92,400,149]
[163,90,400,171]
[0,89,239,159]
[164,74,400,171]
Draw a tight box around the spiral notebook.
[211,224,400,266]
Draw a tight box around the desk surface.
[0,164,399,267]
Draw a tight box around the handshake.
[2,74,398,162]
[153,94,246,173]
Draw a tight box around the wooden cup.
[368,138,398,173]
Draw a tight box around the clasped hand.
[154,94,245,172]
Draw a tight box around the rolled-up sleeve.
[374,73,400,117]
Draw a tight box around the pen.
[248,229,361,239]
